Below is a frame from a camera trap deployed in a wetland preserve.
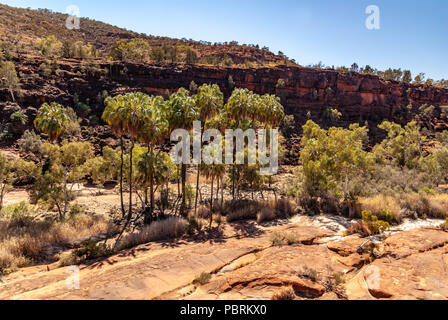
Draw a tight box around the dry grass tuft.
[0,203,117,274]
[197,206,211,219]
[441,218,448,231]
[226,202,260,222]
[399,193,448,219]
[359,195,402,223]
[271,286,296,300]
[270,231,300,246]
[193,272,212,286]
[257,207,276,224]
[227,199,297,223]
[116,216,187,251]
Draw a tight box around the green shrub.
[186,216,200,235]
[362,210,390,234]
[420,187,436,195]
[1,202,36,220]
[69,204,85,217]
[185,183,195,209]
[74,240,114,261]
[19,130,43,155]
[10,112,27,125]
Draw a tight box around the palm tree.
[193,84,223,215]
[166,88,198,216]
[257,94,285,127]
[34,102,69,143]
[103,95,128,217]
[137,95,169,224]
[224,88,259,199]
[103,92,150,221]
[223,90,285,199]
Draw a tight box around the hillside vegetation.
[0,4,290,67]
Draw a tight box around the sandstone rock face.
[346,228,448,300]
[186,245,344,300]
[0,219,447,300]
[6,57,448,127]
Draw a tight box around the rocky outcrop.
[346,228,448,300]
[5,56,448,128]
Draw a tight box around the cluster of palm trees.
[34,84,285,225]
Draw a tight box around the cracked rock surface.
[0,217,447,300]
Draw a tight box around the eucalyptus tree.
[34,102,70,143]
[166,88,199,215]
[0,61,21,102]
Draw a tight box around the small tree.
[31,141,93,219]
[83,146,121,187]
[150,47,165,63]
[374,121,424,169]
[36,35,62,57]
[402,70,412,83]
[0,61,21,102]
[300,121,373,203]
[110,38,149,63]
[184,47,198,64]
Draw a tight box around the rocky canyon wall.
[5,56,448,128]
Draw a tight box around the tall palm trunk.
[120,136,125,217]
[209,176,214,228]
[194,166,201,215]
[231,120,240,200]
[216,176,220,203]
[144,174,154,225]
[194,129,203,215]
[210,176,214,211]
[127,140,134,222]
[177,165,181,198]
[180,163,187,216]
[221,176,224,207]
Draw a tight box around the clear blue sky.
[2,0,447,80]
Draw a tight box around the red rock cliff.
[7,57,448,126]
